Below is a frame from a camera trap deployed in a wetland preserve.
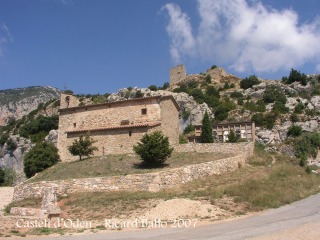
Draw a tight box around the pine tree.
[201,111,213,143]
[133,131,173,167]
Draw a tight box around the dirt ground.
[0,196,249,238]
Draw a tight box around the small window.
[73,123,76,128]
[141,108,147,115]
[129,131,132,137]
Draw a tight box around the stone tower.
[170,65,186,85]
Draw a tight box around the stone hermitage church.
[57,93,180,161]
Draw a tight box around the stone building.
[57,94,180,161]
[189,121,255,143]
[170,65,186,85]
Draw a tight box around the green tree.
[240,75,260,89]
[133,131,173,167]
[283,68,308,86]
[68,135,98,161]
[24,142,60,178]
[162,82,170,90]
[201,111,213,143]
[227,130,239,143]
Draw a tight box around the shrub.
[230,91,243,99]
[201,111,213,143]
[24,142,60,178]
[6,138,17,152]
[244,100,266,112]
[135,90,144,98]
[282,68,308,86]
[206,96,221,108]
[19,115,58,142]
[230,83,235,88]
[272,101,289,114]
[240,75,260,89]
[133,131,173,167]
[183,124,195,134]
[263,85,287,104]
[206,86,220,98]
[68,135,98,161]
[0,133,9,146]
[287,125,302,137]
[0,168,15,186]
[294,102,304,114]
[162,82,170,90]
[215,105,229,121]
[223,83,230,89]
[290,113,299,123]
[181,110,191,121]
[252,112,277,130]
[294,132,320,166]
[211,65,218,69]
[148,85,158,91]
[205,74,212,84]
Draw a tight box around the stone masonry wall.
[170,65,186,85]
[13,142,254,201]
[58,96,180,161]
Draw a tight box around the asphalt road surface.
[23,193,320,240]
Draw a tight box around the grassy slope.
[27,152,233,183]
[9,146,320,220]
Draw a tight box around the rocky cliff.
[0,86,61,126]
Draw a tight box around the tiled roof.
[66,122,161,133]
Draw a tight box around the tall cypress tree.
[201,111,213,143]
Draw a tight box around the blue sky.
[0,0,319,94]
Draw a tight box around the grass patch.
[27,152,233,183]
[11,148,320,220]
[27,228,66,236]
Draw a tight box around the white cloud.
[162,3,195,62]
[0,23,12,57]
[163,0,320,73]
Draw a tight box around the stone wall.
[13,142,254,201]
[170,65,186,85]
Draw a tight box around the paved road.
[24,193,320,240]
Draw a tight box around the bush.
[294,102,304,114]
[0,168,16,186]
[206,86,220,98]
[6,138,17,152]
[211,65,217,69]
[282,68,308,86]
[240,75,260,89]
[290,113,299,123]
[201,111,213,143]
[252,112,277,130]
[181,110,191,121]
[135,90,144,98]
[230,91,243,99]
[162,82,170,90]
[205,74,212,84]
[133,131,173,167]
[287,125,302,137]
[263,85,287,104]
[183,124,195,134]
[215,105,229,121]
[0,133,9,146]
[24,142,60,178]
[294,132,320,166]
[244,100,266,112]
[19,115,59,142]
[68,135,98,161]
[148,85,158,91]
[272,101,289,114]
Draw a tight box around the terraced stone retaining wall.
[13,142,254,201]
